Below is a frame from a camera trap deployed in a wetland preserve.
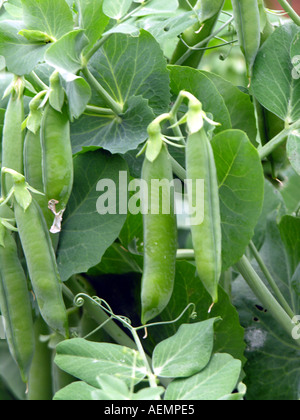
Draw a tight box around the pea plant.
[0,0,299,402]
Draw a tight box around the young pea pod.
[141,143,177,325]
[1,79,25,195]
[24,129,54,232]
[0,225,35,383]
[41,104,73,215]
[14,198,69,337]
[231,0,261,77]
[186,128,222,304]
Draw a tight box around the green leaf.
[212,130,265,270]
[280,166,300,213]
[287,130,300,175]
[21,0,74,40]
[54,338,146,387]
[168,66,231,134]
[132,0,179,16]
[63,77,91,120]
[45,30,89,75]
[164,353,242,400]
[53,381,108,400]
[56,150,128,281]
[252,23,300,123]
[233,216,300,400]
[87,243,142,276]
[71,95,155,154]
[133,387,165,400]
[142,261,247,366]
[88,30,170,116]
[96,374,131,400]
[103,0,132,19]
[152,319,219,378]
[77,0,109,50]
[0,20,49,75]
[278,215,300,276]
[201,71,257,145]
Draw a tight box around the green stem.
[30,71,49,91]
[236,255,300,347]
[174,16,234,66]
[84,105,115,117]
[258,120,300,160]
[249,241,296,319]
[176,249,195,260]
[130,328,158,390]
[81,66,123,115]
[170,156,186,181]
[276,0,300,26]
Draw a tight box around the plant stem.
[258,120,300,160]
[30,71,49,91]
[176,249,195,260]
[236,255,300,347]
[276,0,300,26]
[81,66,123,115]
[249,241,296,319]
[84,105,115,117]
[175,16,234,66]
[170,156,186,181]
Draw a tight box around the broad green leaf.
[103,0,132,19]
[88,243,142,276]
[279,215,300,276]
[201,71,257,145]
[132,0,178,16]
[77,0,109,50]
[133,387,165,400]
[54,339,146,387]
[287,130,300,175]
[88,30,170,117]
[64,77,91,121]
[21,0,74,40]
[253,179,285,250]
[96,375,131,400]
[71,30,169,154]
[54,381,108,400]
[280,166,300,213]
[0,20,49,75]
[142,261,247,366]
[164,353,242,400]
[152,319,219,378]
[212,130,265,270]
[291,29,300,80]
[71,95,154,154]
[168,66,231,134]
[56,151,128,281]
[252,23,300,123]
[233,216,300,400]
[45,30,89,75]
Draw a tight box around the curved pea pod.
[2,87,25,195]
[141,144,178,324]
[0,228,35,383]
[231,0,261,77]
[14,198,69,337]
[186,128,222,304]
[41,104,73,214]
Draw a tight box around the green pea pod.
[41,104,73,213]
[171,0,224,67]
[141,144,177,324]
[14,198,69,337]
[24,129,54,231]
[231,0,261,77]
[2,84,25,195]
[186,128,222,304]
[27,316,53,401]
[0,227,35,383]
